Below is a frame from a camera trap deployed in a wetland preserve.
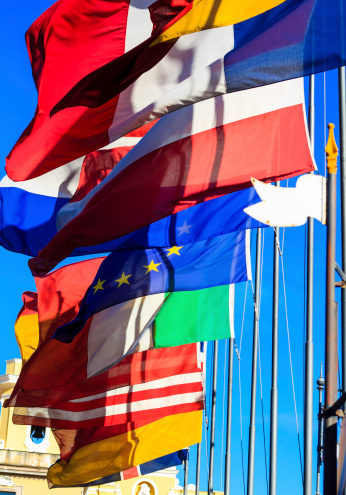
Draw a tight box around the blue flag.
[0,177,262,256]
[54,229,250,343]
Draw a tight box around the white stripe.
[0,136,141,199]
[229,285,235,339]
[0,159,83,198]
[15,391,203,423]
[99,136,141,150]
[72,372,202,403]
[57,78,304,228]
[109,25,233,142]
[87,293,165,378]
[125,0,155,53]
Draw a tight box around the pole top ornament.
[325,123,339,174]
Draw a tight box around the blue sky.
[0,1,344,494]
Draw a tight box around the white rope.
[258,329,269,494]
[235,281,249,495]
[204,413,210,478]
[220,340,227,490]
[279,246,304,482]
[239,281,248,356]
[238,355,246,495]
[249,229,269,491]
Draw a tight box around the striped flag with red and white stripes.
[13,368,204,430]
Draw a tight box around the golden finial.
[325,123,339,174]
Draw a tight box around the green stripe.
[153,285,230,348]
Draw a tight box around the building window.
[24,425,50,453]
[30,426,46,445]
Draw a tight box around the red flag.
[5,0,191,181]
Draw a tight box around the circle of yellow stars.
[92,246,184,294]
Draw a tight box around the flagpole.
[315,363,325,495]
[224,285,235,495]
[304,73,315,495]
[184,451,189,495]
[339,66,346,401]
[208,341,218,495]
[247,228,262,495]
[323,123,339,495]
[269,210,279,495]
[196,442,201,495]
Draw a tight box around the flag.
[12,353,204,429]
[14,292,39,366]
[244,175,327,227]
[46,410,203,487]
[46,0,345,151]
[29,78,313,276]
[0,129,146,256]
[9,343,204,486]
[40,229,250,347]
[49,449,188,487]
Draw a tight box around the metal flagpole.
[247,228,262,495]
[208,341,218,495]
[323,123,339,495]
[304,74,315,495]
[269,208,279,495]
[196,442,201,495]
[224,285,235,495]
[184,451,189,495]
[315,363,325,495]
[339,66,346,400]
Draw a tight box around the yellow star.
[92,278,106,294]
[143,260,162,274]
[166,246,184,256]
[115,272,132,288]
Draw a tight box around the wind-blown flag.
[29,78,314,276]
[49,448,188,488]
[10,344,204,487]
[43,0,346,156]
[39,229,250,347]
[47,410,203,486]
[12,348,204,429]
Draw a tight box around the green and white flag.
[87,285,235,376]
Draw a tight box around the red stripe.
[6,0,131,180]
[6,344,199,407]
[51,381,203,412]
[16,291,38,318]
[13,401,203,430]
[122,467,140,480]
[29,104,314,276]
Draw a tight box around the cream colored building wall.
[0,476,82,495]
[0,359,58,455]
